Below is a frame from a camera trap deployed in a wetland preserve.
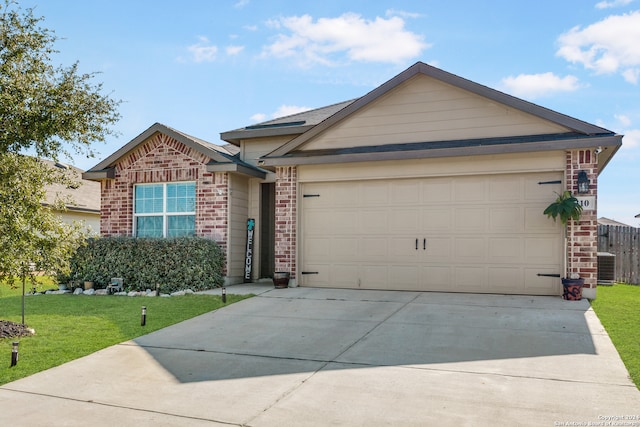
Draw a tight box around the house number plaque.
[576,196,596,211]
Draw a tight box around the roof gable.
[264,62,617,159]
[84,123,265,180]
[297,73,574,152]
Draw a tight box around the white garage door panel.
[301,172,563,295]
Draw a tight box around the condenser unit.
[597,252,616,284]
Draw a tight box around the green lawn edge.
[591,284,640,390]
[0,292,252,386]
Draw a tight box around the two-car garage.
[242,62,620,298]
[300,169,564,295]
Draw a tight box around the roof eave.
[260,135,622,168]
[221,125,315,145]
[65,206,101,214]
[82,168,116,180]
[206,162,267,179]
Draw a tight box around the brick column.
[566,150,598,298]
[197,172,229,276]
[274,166,297,284]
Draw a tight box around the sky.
[27,0,640,226]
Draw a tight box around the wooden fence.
[597,225,640,285]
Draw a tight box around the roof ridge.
[249,98,357,127]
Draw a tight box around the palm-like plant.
[544,191,583,279]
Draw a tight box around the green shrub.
[59,237,224,292]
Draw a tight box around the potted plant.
[272,272,290,289]
[544,190,584,300]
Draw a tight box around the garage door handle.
[423,238,426,250]
[415,238,418,250]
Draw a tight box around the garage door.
[300,172,563,295]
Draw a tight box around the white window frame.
[133,182,196,238]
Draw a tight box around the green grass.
[0,276,56,298]
[591,283,640,390]
[0,288,250,385]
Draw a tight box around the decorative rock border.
[26,289,197,297]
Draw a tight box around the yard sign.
[244,218,255,282]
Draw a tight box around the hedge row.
[58,237,225,293]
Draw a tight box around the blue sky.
[32,0,640,225]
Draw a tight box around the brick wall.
[274,166,297,280]
[100,133,229,272]
[566,149,598,292]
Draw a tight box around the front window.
[134,182,196,237]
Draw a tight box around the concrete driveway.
[1,285,639,426]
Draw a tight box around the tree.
[0,1,120,309]
[0,155,87,323]
[0,1,120,159]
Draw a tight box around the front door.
[260,183,275,278]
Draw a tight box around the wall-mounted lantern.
[577,170,590,194]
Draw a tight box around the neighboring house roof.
[220,99,356,145]
[241,62,621,171]
[41,159,100,214]
[83,122,266,180]
[598,217,634,227]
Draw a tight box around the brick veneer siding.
[566,149,598,292]
[100,133,229,273]
[274,166,297,280]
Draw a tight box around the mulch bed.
[0,320,35,339]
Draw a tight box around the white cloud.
[226,45,244,56]
[595,0,633,9]
[556,11,640,83]
[622,68,640,83]
[262,13,429,67]
[500,72,581,99]
[188,36,218,62]
[385,9,422,19]
[615,114,632,127]
[250,113,266,122]
[250,105,313,123]
[234,0,249,9]
[622,128,640,150]
[271,105,312,118]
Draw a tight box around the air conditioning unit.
[597,252,616,284]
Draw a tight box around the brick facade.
[100,133,229,272]
[274,166,297,280]
[566,149,598,291]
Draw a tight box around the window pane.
[167,183,195,213]
[135,185,164,214]
[136,216,163,237]
[167,215,195,237]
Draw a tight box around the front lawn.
[0,289,250,386]
[591,283,640,390]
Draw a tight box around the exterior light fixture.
[141,306,147,326]
[577,171,590,194]
[222,287,227,303]
[11,341,19,367]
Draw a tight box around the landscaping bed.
[0,320,34,339]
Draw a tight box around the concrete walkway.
[1,285,639,426]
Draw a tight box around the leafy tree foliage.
[0,154,85,285]
[0,1,120,286]
[0,0,120,158]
